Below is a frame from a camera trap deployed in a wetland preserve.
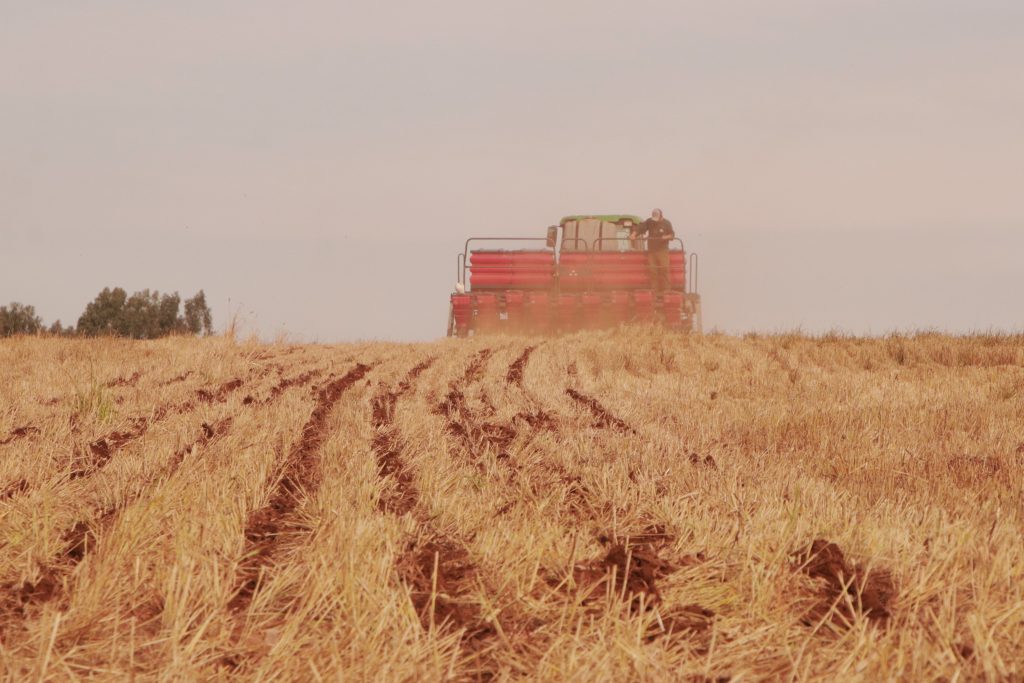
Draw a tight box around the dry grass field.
[0,330,1022,681]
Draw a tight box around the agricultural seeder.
[447,214,701,336]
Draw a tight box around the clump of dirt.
[196,378,244,404]
[396,536,495,642]
[512,410,559,431]
[567,361,578,378]
[71,417,150,479]
[0,425,40,446]
[689,452,718,469]
[480,422,517,453]
[170,417,233,469]
[434,388,466,417]
[261,369,322,404]
[506,346,536,387]
[463,349,494,384]
[0,569,59,621]
[571,535,680,609]
[63,506,119,565]
[0,479,29,500]
[565,388,634,433]
[791,539,896,627]
[105,371,141,388]
[161,370,193,386]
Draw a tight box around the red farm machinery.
[447,214,702,337]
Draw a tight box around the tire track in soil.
[67,376,247,481]
[502,377,714,649]
[371,357,436,515]
[565,388,635,434]
[104,371,142,389]
[505,345,536,387]
[242,367,324,407]
[378,355,502,677]
[226,362,374,615]
[0,362,318,632]
[435,349,521,476]
[0,425,40,446]
[0,416,235,632]
[160,371,193,386]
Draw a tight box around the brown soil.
[169,417,233,469]
[565,388,634,433]
[570,539,679,608]
[70,417,151,479]
[511,410,559,431]
[396,535,496,643]
[0,569,60,622]
[371,358,436,515]
[105,371,142,388]
[0,425,40,446]
[463,348,494,384]
[196,378,244,403]
[437,387,518,473]
[161,371,193,386]
[229,363,373,612]
[791,539,896,627]
[505,346,536,387]
[689,452,718,469]
[0,479,29,500]
[259,368,324,405]
[435,350,520,473]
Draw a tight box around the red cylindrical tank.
[452,294,473,337]
[633,290,655,323]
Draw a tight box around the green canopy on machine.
[559,215,643,226]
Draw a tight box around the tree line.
[1,288,213,339]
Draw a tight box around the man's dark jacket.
[635,218,675,251]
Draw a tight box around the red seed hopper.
[446,215,702,337]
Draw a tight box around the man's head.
[651,208,663,220]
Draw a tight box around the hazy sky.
[3,1,1022,340]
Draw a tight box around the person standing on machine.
[630,208,676,293]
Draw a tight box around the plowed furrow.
[435,348,522,474]
[228,362,373,613]
[0,363,317,632]
[0,425,40,446]
[505,345,536,387]
[65,375,246,481]
[371,358,436,514]
[565,388,635,433]
[0,416,235,631]
[104,371,142,389]
[396,533,497,655]
[248,367,325,406]
[160,370,193,386]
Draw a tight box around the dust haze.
[2,1,1022,339]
